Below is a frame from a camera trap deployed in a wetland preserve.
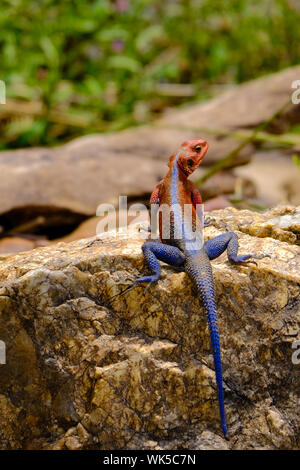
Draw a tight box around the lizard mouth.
[195,153,205,166]
[180,154,205,175]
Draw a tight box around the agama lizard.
[118,140,266,437]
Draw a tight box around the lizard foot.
[251,253,271,259]
[230,253,270,266]
[204,216,215,228]
[133,275,159,294]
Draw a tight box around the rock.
[162,65,300,132]
[235,150,300,207]
[64,436,82,451]
[0,237,36,255]
[101,125,251,168]
[0,144,165,234]
[0,206,299,450]
[198,171,256,202]
[1,66,299,235]
[0,236,49,255]
[191,431,230,450]
[54,209,149,244]
[211,205,300,246]
[283,175,300,207]
[204,195,232,211]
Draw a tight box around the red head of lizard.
[168,139,209,176]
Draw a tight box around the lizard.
[115,139,266,437]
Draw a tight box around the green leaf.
[40,37,59,68]
[292,154,300,167]
[136,25,165,52]
[107,55,141,73]
[97,28,129,42]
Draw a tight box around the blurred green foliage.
[0,0,299,148]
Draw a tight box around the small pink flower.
[112,39,125,52]
[115,0,128,13]
[36,68,47,79]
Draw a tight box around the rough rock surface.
[0,66,299,232]
[0,206,299,450]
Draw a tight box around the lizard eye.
[187,159,194,168]
[195,145,202,153]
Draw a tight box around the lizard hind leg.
[109,241,185,303]
[136,241,185,292]
[204,231,268,265]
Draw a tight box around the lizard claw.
[244,253,271,265]
[251,253,271,260]
[144,281,154,294]
[134,275,159,294]
[109,275,157,304]
[108,282,136,304]
[230,252,270,266]
[244,259,258,266]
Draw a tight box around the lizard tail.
[185,254,228,436]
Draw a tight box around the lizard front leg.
[204,232,268,264]
[110,241,185,303]
[136,241,185,289]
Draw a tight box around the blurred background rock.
[0,0,299,253]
